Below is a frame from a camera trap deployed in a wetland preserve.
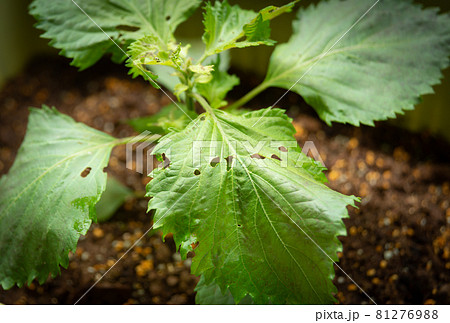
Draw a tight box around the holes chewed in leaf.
[161,153,171,169]
[278,146,288,152]
[80,167,92,178]
[225,156,234,171]
[250,153,265,159]
[271,154,282,161]
[194,169,201,176]
[115,25,140,32]
[210,156,220,167]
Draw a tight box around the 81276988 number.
[376,310,438,320]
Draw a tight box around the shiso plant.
[0,0,449,304]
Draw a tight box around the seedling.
[0,0,449,304]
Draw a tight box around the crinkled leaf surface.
[147,40,232,93]
[127,103,197,135]
[146,108,357,304]
[195,275,254,305]
[126,35,188,86]
[201,0,298,56]
[0,107,116,289]
[265,0,450,126]
[196,67,240,108]
[29,0,202,69]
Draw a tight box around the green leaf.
[201,0,298,56]
[0,106,117,289]
[196,66,240,108]
[127,103,197,135]
[189,64,215,84]
[265,0,450,126]
[29,0,202,69]
[146,108,357,304]
[195,275,254,305]
[96,176,133,222]
[126,35,188,86]
[174,83,190,100]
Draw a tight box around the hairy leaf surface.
[126,35,188,86]
[201,0,298,56]
[147,40,232,93]
[195,275,254,305]
[30,0,202,69]
[0,107,116,289]
[146,108,357,304]
[196,67,240,108]
[265,0,450,125]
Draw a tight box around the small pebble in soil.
[113,240,123,252]
[366,269,376,277]
[123,298,138,305]
[172,253,182,262]
[92,227,104,239]
[380,260,388,269]
[135,259,154,277]
[151,296,161,304]
[384,250,394,260]
[347,138,358,150]
[81,252,90,261]
[167,276,179,287]
[347,284,358,292]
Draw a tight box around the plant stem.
[197,53,208,65]
[191,93,214,115]
[185,91,195,111]
[226,81,271,111]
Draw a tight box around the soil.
[0,56,449,305]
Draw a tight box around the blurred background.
[0,0,449,305]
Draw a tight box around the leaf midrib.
[207,110,321,301]
[265,39,418,87]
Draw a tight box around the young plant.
[0,0,449,304]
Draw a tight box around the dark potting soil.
[0,56,449,305]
